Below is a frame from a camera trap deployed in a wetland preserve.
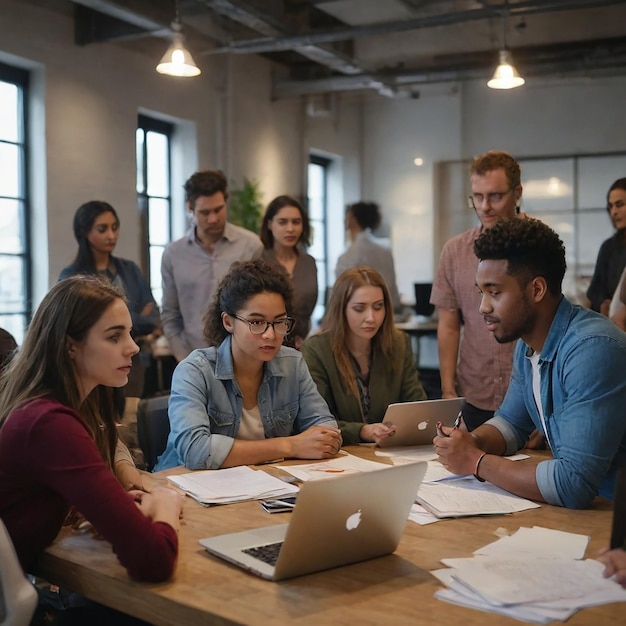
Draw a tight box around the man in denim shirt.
[435,218,626,509]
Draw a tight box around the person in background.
[430,150,524,431]
[302,267,426,446]
[587,178,626,316]
[161,170,263,362]
[0,327,17,373]
[260,195,318,350]
[335,201,402,313]
[59,200,160,397]
[0,276,182,622]
[435,219,626,509]
[155,260,341,471]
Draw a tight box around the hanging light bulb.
[156,19,201,77]
[488,49,525,89]
[487,3,524,90]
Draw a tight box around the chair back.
[137,394,171,471]
[413,282,435,317]
[0,519,37,626]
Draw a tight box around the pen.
[436,411,463,437]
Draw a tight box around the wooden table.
[34,449,624,626]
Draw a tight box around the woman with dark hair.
[0,275,181,621]
[587,178,626,315]
[155,259,340,471]
[260,195,318,349]
[302,267,426,445]
[59,200,160,395]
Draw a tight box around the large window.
[0,63,30,344]
[136,115,173,306]
[307,155,331,324]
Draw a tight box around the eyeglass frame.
[467,187,515,210]
[231,314,295,336]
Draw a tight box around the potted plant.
[228,177,263,233]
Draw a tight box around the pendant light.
[156,1,201,77]
[487,4,524,90]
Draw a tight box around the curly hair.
[474,218,566,296]
[203,259,294,346]
[346,202,381,231]
[319,267,395,402]
[470,150,521,189]
[260,195,312,248]
[184,170,228,206]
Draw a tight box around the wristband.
[474,452,487,482]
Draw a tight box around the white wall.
[0,0,312,304]
[355,75,626,303]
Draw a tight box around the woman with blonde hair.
[0,276,181,621]
[302,267,426,445]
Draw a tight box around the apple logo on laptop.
[346,509,362,531]
[417,420,429,431]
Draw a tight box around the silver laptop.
[377,397,466,448]
[199,462,427,581]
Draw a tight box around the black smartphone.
[260,496,297,514]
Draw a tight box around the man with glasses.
[430,151,524,430]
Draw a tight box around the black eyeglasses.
[467,188,513,210]
[232,315,295,336]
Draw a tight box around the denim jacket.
[487,297,626,508]
[155,337,337,471]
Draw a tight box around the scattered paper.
[433,526,626,623]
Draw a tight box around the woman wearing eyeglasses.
[155,259,341,471]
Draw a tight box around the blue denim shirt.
[155,337,337,471]
[486,297,626,508]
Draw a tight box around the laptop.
[376,397,466,448]
[199,461,427,581]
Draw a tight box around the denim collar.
[525,295,569,364]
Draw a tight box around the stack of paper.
[416,475,540,518]
[432,526,626,623]
[168,466,298,505]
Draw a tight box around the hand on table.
[433,424,483,476]
[360,422,397,444]
[597,547,626,588]
[289,425,343,459]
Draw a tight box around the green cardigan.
[302,329,427,444]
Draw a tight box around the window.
[307,155,331,324]
[0,62,30,344]
[136,115,173,306]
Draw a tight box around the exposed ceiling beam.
[273,35,626,97]
[210,0,625,55]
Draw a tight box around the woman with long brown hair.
[302,267,426,445]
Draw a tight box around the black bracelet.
[474,452,487,482]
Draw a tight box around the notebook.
[199,461,427,581]
[376,397,466,448]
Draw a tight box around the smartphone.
[260,496,297,514]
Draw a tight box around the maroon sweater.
[0,397,177,581]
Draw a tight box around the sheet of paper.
[168,466,298,505]
[475,526,590,560]
[274,453,389,481]
[408,503,439,525]
[375,445,438,462]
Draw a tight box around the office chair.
[136,394,171,472]
[0,519,38,626]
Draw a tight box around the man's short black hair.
[474,218,566,296]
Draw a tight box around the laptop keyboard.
[243,541,283,566]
